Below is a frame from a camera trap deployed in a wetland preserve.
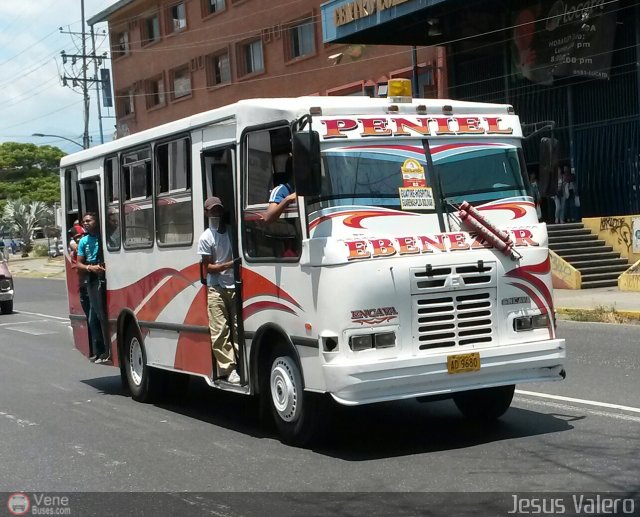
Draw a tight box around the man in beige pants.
[197,196,239,384]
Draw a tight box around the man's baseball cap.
[204,196,223,210]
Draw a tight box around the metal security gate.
[448,0,640,217]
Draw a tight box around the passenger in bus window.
[197,197,240,385]
[107,207,120,248]
[261,157,297,224]
[77,213,109,363]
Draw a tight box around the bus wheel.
[123,326,158,403]
[453,385,515,421]
[267,347,324,447]
[0,300,13,314]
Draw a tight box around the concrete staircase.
[548,223,630,289]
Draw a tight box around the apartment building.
[89,0,444,137]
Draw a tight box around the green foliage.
[0,142,63,205]
[33,243,49,257]
[1,199,52,252]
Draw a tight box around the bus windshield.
[308,141,527,213]
[432,143,527,205]
[309,144,430,212]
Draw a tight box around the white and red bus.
[60,80,565,445]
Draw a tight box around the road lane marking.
[516,398,640,424]
[4,326,56,335]
[0,320,46,327]
[15,310,69,321]
[0,411,38,427]
[516,389,640,414]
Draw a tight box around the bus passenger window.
[156,137,193,245]
[243,127,301,260]
[122,149,154,248]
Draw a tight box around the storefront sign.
[513,0,618,84]
[334,0,410,27]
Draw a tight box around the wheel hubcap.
[270,357,300,422]
[129,337,144,386]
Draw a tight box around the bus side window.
[243,127,301,260]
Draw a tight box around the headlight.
[349,334,373,351]
[0,278,12,291]
[514,314,549,332]
[349,332,396,351]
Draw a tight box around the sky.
[0,0,116,154]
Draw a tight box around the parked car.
[48,242,65,258]
[0,260,14,314]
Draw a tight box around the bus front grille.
[413,290,496,350]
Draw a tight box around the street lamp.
[32,133,85,150]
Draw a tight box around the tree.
[0,142,64,205]
[1,199,52,257]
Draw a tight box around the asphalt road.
[1,278,639,515]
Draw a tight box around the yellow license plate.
[447,352,481,374]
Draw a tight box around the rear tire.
[0,300,13,315]
[122,325,160,403]
[453,385,515,421]
[264,345,326,447]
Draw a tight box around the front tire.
[453,385,515,421]
[265,346,326,447]
[0,300,13,315]
[122,325,160,403]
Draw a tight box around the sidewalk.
[5,255,640,321]
[4,255,66,279]
[554,287,640,322]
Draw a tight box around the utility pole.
[81,0,90,149]
[91,25,104,145]
[59,0,108,149]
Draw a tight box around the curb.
[556,307,640,323]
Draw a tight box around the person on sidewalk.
[76,213,109,363]
[197,197,240,384]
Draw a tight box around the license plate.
[447,352,481,374]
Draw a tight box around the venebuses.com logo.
[6,492,71,516]
[7,493,30,516]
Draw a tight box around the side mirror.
[292,130,321,196]
[538,137,559,197]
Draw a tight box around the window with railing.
[167,2,187,33]
[156,137,192,245]
[122,148,153,248]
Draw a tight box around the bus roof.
[60,96,518,168]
